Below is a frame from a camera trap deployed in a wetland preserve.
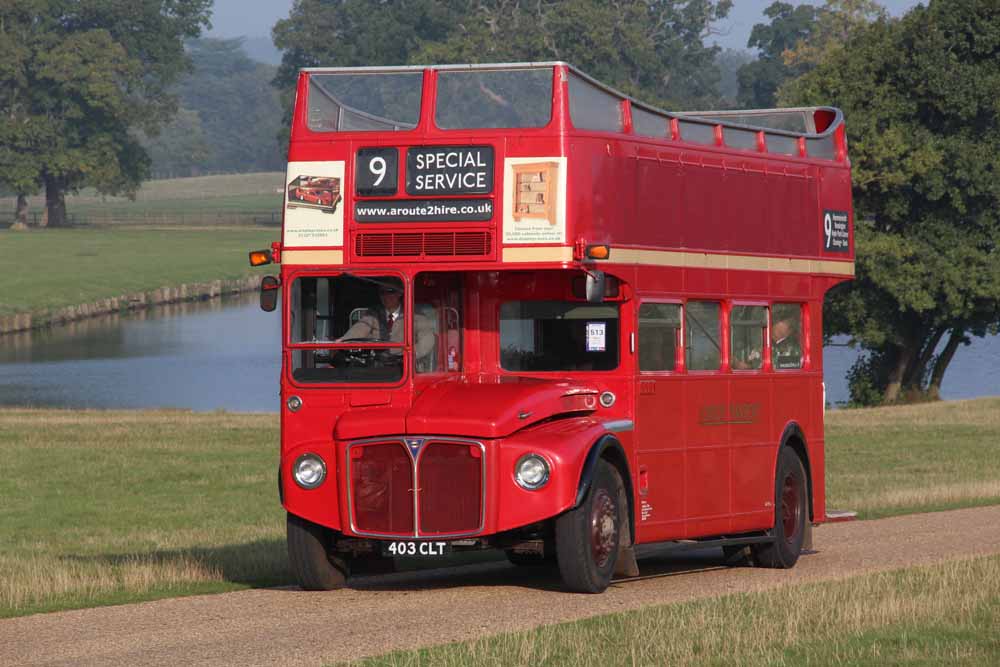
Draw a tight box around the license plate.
[382,540,452,558]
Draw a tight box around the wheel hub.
[590,489,617,568]
[781,473,802,544]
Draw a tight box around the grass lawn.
[0,410,284,619]
[1,227,279,316]
[825,398,1000,519]
[344,555,1000,666]
[2,173,284,227]
[2,173,284,208]
[0,399,998,619]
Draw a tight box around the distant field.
[0,399,997,619]
[1,173,285,226]
[0,227,278,316]
[347,555,1000,666]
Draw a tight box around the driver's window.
[289,274,405,384]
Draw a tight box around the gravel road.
[3,505,999,667]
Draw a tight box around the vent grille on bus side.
[355,232,491,258]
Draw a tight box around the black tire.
[555,460,623,593]
[286,512,349,590]
[752,447,808,569]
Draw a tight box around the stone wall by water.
[0,275,263,335]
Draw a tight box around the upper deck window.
[568,72,623,133]
[435,68,553,130]
[307,72,422,132]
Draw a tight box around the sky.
[207,0,925,56]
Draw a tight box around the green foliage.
[144,38,285,177]
[781,0,1000,403]
[737,1,885,108]
[715,48,755,105]
[272,0,733,118]
[737,1,819,107]
[0,0,211,225]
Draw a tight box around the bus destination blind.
[354,145,495,222]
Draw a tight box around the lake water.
[0,297,997,411]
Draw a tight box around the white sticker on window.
[586,322,606,352]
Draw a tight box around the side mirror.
[585,270,606,303]
[260,276,280,312]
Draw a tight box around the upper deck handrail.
[299,61,844,143]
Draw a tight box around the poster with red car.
[283,161,346,247]
[286,175,342,212]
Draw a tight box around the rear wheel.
[286,512,349,590]
[752,447,808,568]
[555,460,623,593]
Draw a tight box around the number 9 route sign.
[356,147,399,196]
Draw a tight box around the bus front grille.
[418,441,484,535]
[347,438,485,538]
[349,441,415,536]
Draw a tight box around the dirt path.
[3,505,1000,667]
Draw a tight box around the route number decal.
[356,147,398,196]
[823,209,850,253]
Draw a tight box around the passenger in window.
[335,279,436,363]
[771,313,803,369]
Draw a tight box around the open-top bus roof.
[300,62,843,140]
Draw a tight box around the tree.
[142,108,211,178]
[144,38,285,177]
[413,0,733,110]
[780,0,1000,403]
[715,48,755,106]
[736,1,885,109]
[737,2,819,108]
[782,0,887,69]
[0,0,211,227]
[272,0,734,120]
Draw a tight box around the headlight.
[515,453,550,490]
[293,453,326,489]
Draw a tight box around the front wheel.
[555,460,623,593]
[286,512,349,590]
[752,447,808,568]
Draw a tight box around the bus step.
[825,510,858,522]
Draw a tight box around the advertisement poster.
[502,156,567,244]
[284,161,345,247]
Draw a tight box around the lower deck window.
[500,301,619,371]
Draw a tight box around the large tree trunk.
[10,194,30,230]
[883,344,915,403]
[43,176,69,228]
[903,327,944,391]
[928,329,963,400]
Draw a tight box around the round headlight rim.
[514,452,551,491]
[292,452,327,490]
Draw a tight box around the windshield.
[500,301,619,371]
[289,273,465,383]
[307,72,422,132]
[435,67,553,130]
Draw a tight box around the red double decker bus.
[251,62,854,593]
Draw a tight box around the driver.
[335,278,435,365]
